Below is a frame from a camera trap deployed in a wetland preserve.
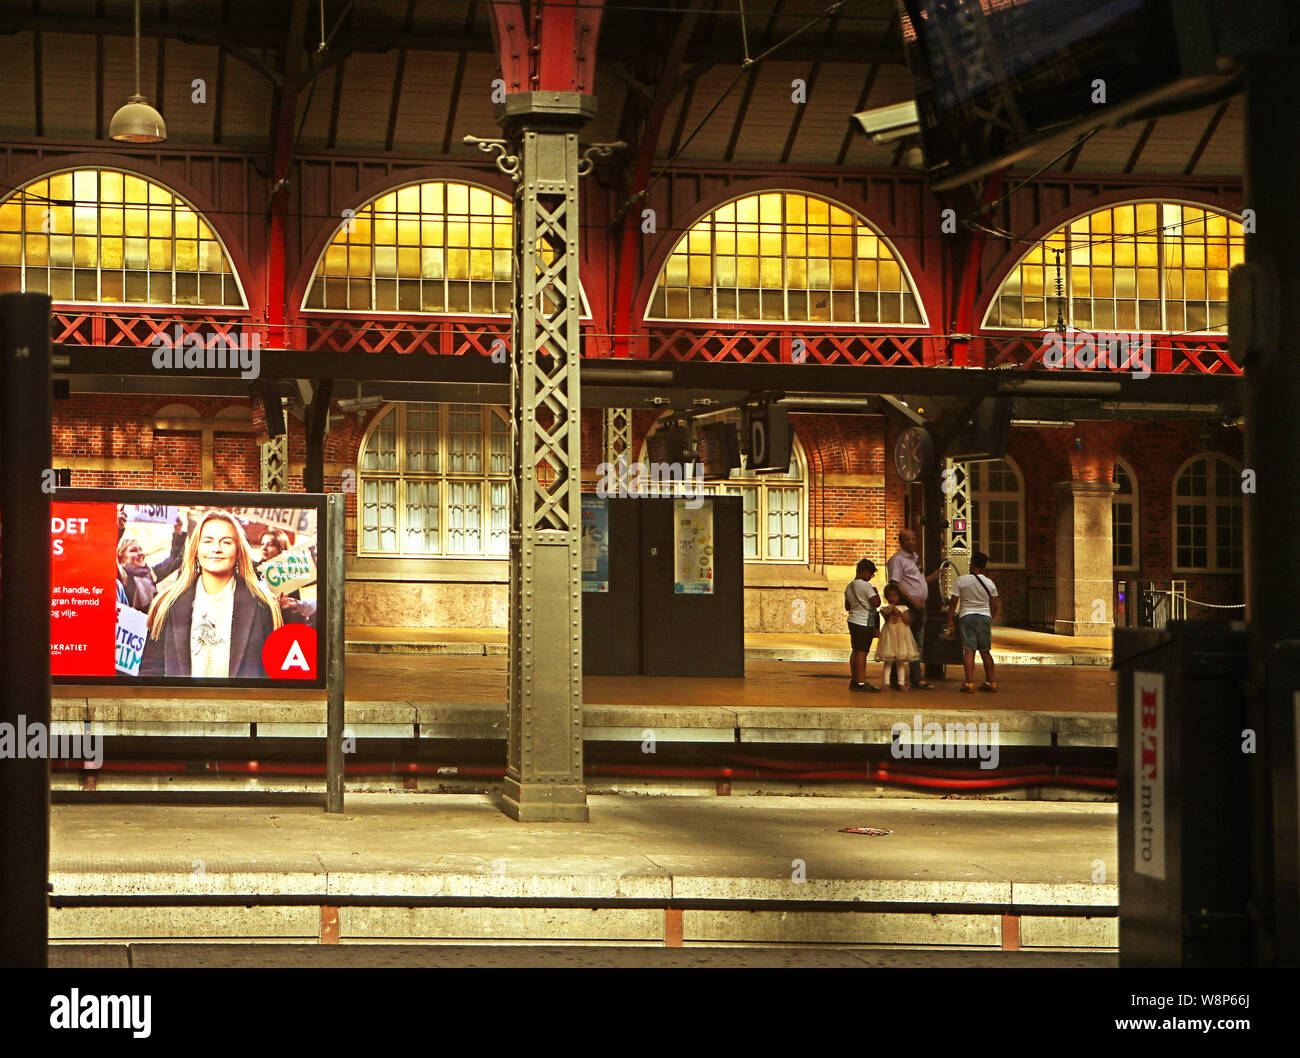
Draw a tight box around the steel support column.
[1242,56,1300,965]
[941,458,970,588]
[0,292,53,967]
[495,92,598,822]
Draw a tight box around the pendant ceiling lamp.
[109,0,167,143]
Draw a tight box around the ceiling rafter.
[835,11,898,166]
[1124,118,1157,172]
[32,0,43,138]
[779,3,842,164]
[441,1,479,155]
[327,51,346,150]
[1185,99,1231,176]
[724,0,787,163]
[213,0,230,144]
[384,0,417,152]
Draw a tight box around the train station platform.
[346,626,1114,666]
[52,654,1119,754]
[48,793,1118,950]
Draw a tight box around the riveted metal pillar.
[603,406,633,491]
[494,92,598,822]
[941,458,970,586]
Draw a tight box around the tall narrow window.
[358,403,511,558]
[1113,459,1139,570]
[1173,454,1243,571]
[968,458,1024,567]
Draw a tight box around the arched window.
[0,168,245,307]
[968,457,1023,567]
[640,414,808,563]
[358,403,511,558]
[305,182,512,314]
[646,191,925,326]
[1173,454,1243,571]
[1113,459,1139,570]
[982,200,1243,334]
[303,179,591,316]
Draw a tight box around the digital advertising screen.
[50,489,327,688]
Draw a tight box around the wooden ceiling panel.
[445,53,504,159]
[0,34,38,139]
[782,71,872,164]
[390,50,456,154]
[331,51,399,152]
[156,41,222,143]
[39,32,98,139]
[1188,96,1244,176]
[666,67,747,164]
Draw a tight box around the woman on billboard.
[116,523,186,613]
[139,511,283,678]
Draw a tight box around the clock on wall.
[893,426,934,483]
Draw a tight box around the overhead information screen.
[899,0,1189,189]
[51,489,326,688]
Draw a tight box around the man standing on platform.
[886,528,945,690]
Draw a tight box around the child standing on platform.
[875,581,921,691]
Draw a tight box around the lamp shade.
[109,95,167,143]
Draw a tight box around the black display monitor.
[898,0,1241,190]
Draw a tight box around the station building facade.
[3,148,1246,636]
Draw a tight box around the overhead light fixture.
[110,0,167,143]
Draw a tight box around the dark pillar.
[0,292,53,968]
[1242,58,1300,965]
[303,379,332,494]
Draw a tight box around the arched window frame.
[637,416,809,564]
[357,402,512,559]
[1113,458,1140,571]
[301,178,590,318]
[0,167,247,309]
[980,199,1243,336]
[1172,453,1244,573]
[968,456,1025,569]
[645,190,928,328]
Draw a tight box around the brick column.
[1053,479,1119,636]
[1046,422,1132,637]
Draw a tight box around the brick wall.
[54,397,1247,634]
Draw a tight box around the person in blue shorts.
[944,550,1000,693]
[844,558,882,694]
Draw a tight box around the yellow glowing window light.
[304,180,584,317]
[647,191,925,326]
[983,200,1243,334]
[0,168,244,306]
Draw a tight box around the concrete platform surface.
[56,655,1118,713]
[49,943,1115,968]
[345,626,1113,666]
[52,794,1117,904]
[53,657,1119,750]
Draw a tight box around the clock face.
[894,427,933,483]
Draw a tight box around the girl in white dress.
[875,581,921,691]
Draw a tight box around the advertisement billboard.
[50,489,327,688]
